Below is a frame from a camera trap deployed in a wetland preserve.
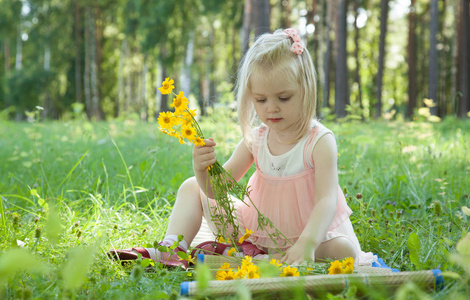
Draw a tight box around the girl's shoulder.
[310,119,334,137]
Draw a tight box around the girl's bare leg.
[315,237,358,261]
[165,177,203,245]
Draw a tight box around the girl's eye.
[256,98,266,103]
[279,97,291,101]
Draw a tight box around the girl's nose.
[267,101,280,113]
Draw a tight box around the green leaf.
[177,251,188,260]
[45,204,63,244]
[462,206,470,216]
[195,263,211,293]
[407,232,421,268]
[0,248,49,286]
[140,258,153,268]
[456,233,470,256]
[62,245,97,290]
[158,245,169,253]
[441,271,461,279]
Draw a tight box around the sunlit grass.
[0,115,469,298]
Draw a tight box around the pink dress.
[200,121,376,265]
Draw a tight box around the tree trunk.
[335,0,348,118]
[353,0,363,119]
[376,0,389,118]
[88,6,101,120]
[74,1,83,104]
[4,38,11,109]
[83,6,91,119]
[406,0,417,119]
[15,24,22,71]
[242,0,252,55]
[322,0,333,111]
[4,38,10,73]
[159,45,169,114]
[458,0,469,117]
[142,55,148,121]
[253,0,271,38]
[117,39,127,118]
[428,0,439,116]
[181,31,194,100]
[280,0,292,28]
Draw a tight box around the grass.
[0,114,469,299]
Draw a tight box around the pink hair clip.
[284,28,304,55]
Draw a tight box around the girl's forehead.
[249,66,299,93]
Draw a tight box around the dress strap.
[302,127,319,169]
[252,125,267,170]
[303,121,334,169]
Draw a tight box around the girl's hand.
[279,237,314,266]
[192,138,217,173]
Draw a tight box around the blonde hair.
[236,29,317,146]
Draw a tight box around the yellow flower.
[158,77,175,95]
[241,255,253,267]
[269,259,282,267]
[181,125,197,141]
[234,267,246,279]
[206,164,213,172]
[238,228,253,244]
[227,248,237,257]
[194,137,205,147]
[219,263,231,270]
[280,266,300,277]
[181,109,197,126]
[341,257,354,270]
[216,236,231,244]
[328,260,344,275]
[158,111,176,130]
[179,255,195,264]
[216,270,236,281]
[171,91,189,114]
[178,136,185,144]
[343,264,353,274]
[244,264,260,279]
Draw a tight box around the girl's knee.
[316,237,358,261]
[178,177,199,193]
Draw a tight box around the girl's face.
[249,67,303,138]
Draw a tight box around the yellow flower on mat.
[194,137,205,147]
[328,260,344,275]
[219,263,231,270]
[158,111,175,130]
[341,257,354,269]
[241,255,253,267]
[181,125,197,141]
[158,77,175,95]
[238,228,253,244]
[269,259,282,267]
[171,91,189,113]
[280,266,300,277]
[244,264,260,279]
[227,248,237,257]
[216,270,236,281]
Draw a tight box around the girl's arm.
[193,138,254,198]
[280,133,339,265]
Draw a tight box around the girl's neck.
[270,127,309,145]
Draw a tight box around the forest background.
[0,0,469,122]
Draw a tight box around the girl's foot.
[190,240,266,257]
[109,237,190,270]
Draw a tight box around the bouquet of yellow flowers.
[157,78,291,251]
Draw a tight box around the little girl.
[111,28,376,269]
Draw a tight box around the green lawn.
[0,116,469,299]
